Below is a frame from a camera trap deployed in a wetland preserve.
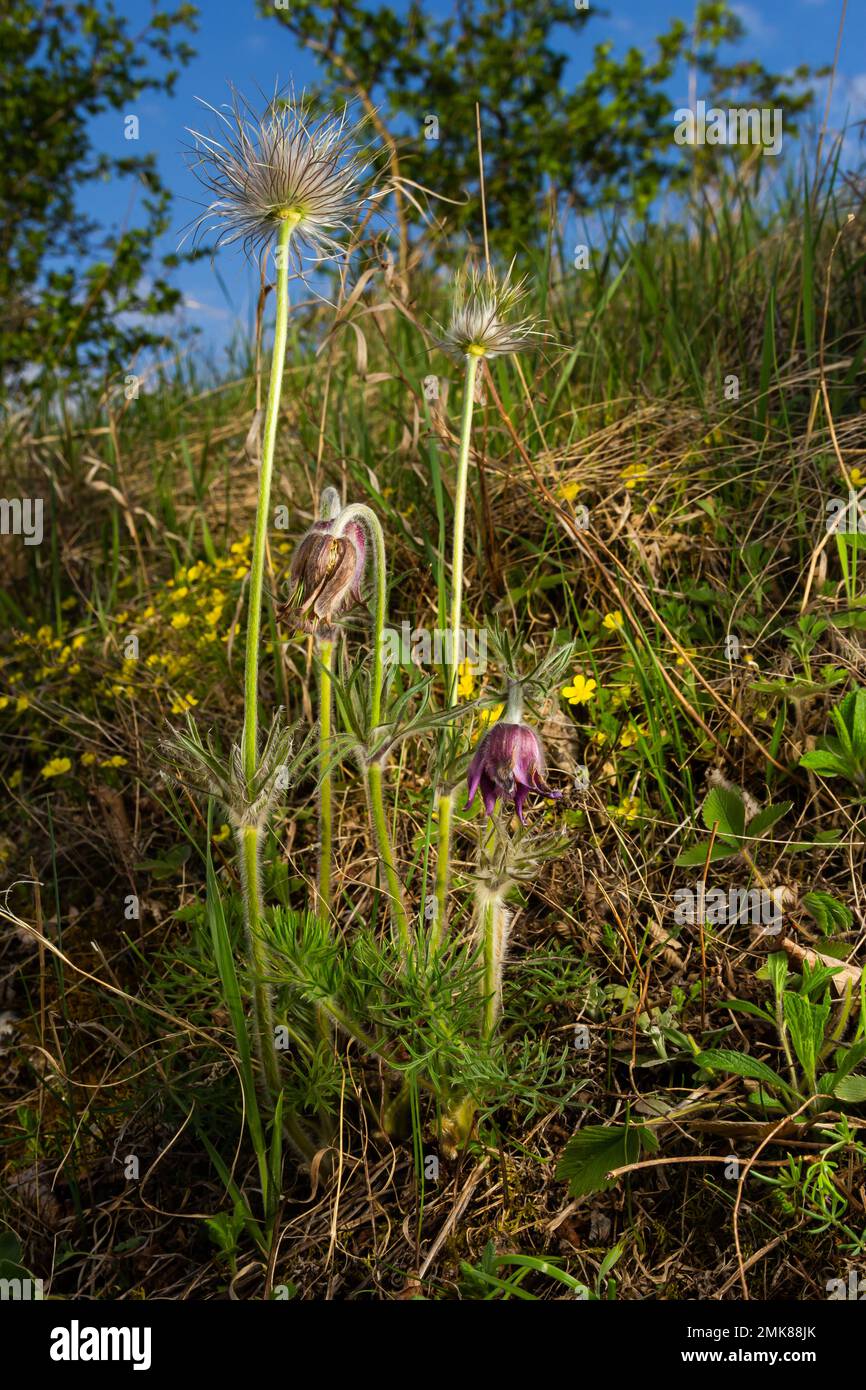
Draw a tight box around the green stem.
[238,826,280,1098]
[334,503,411,951]
[242,217,293,789]
[367,762,411,951]
[482,894,508,1039]
[317,637,334,912]
[432,351,480,947]
[236,219,291,1109]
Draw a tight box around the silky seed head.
[436,261,542,360]
[184,86,374,266]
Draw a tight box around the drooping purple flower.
[466,721,560,824]
[278,518,365,636]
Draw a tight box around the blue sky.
[85,0,866,358]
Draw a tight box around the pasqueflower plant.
[171,84,572,1195]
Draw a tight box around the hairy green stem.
[335,503,411,950]
[481,893,509,1039]
[242,217,293,788]
[317,637,334,912]
[237,825,280,1098]
[433,351,480,946]
[237,218,292,1105]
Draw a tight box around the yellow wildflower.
[171,612,191,630]
[562,674,598,705]
[100,756,128,769]
[614,795,640,822]
[457,659,476,700]
[621,463,647,490]
[602,610,625,633]
[170,693,199,715]
[41,757,72,779]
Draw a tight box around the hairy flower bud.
[466,721,559,824]
[279,519,366,637]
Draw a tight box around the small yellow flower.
[457,659,476,700]
[171,586,189,602]
[212,823,231,844]
[171,612,191,630]
[232,564,249,580]
[8,769,22,788]
[558,481,580,503]
[115,611,129,623]
[562,673,598,705]
[16,695,30,712]
[41,757,72,779]
[170,693,199,715]
[82,752,97,766]
[187,563,204,583]
[472,703,504,741]
[850,468,864,487]
[100,755,128,769]
[72,634,86,650]
[621,463,647,491]
[614,794,640,822]
[602,610,625,633]
[142,605,156,620]
[591,730,608,746]
[619,722,648,749]
[36,624,53,642]
[0,697,8,711]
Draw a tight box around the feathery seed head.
[185,87,374,265]
[436,261,541,360]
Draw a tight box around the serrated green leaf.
[556,1123,650,1196]
[827,1074,866,1104]
[674,841,740,867]
[782,991,829,1092]
[746,801,792,838]
[801,891,853,936]
[701,786,746,839]
[695,1048,795,1095]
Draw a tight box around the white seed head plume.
[184,85,375,266]
[436,260,542,360]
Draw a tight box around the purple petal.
[465,748,485,809]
